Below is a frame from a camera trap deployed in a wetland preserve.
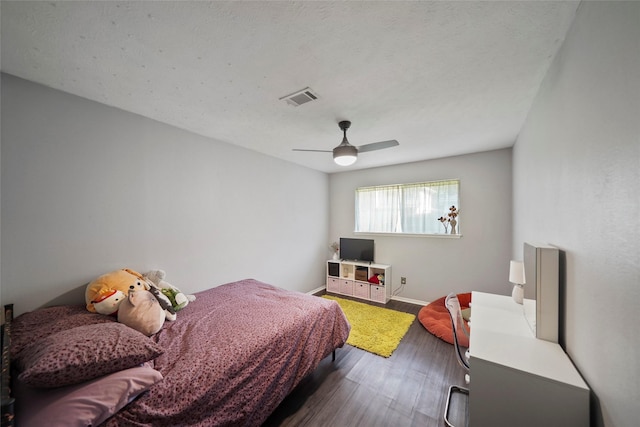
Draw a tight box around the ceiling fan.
[293,120,399,166]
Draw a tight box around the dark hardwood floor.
[263,293,468,427]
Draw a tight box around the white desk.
[469,292,589,427]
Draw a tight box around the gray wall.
[512,2,639,426]
[1,74,330,316]
[329,148,512,304]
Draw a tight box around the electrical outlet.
[401,277,407,285]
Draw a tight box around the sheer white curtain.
[355,180,459,234]
[400,183,432,234]
[355,185,400,233]
[401,180,458,234]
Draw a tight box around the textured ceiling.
[1,1,579,173]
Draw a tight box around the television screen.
[340,238,374,262]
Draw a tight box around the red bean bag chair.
[418,293,471,347]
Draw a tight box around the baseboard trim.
[307,286,326,295]
[391,295,428,306]
[315,285,428,307]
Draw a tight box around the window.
[355,179,459,235]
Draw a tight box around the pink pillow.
[11,305,116,359]
[17,322,164,388]
[14,363,163,427]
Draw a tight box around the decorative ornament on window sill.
[330,241,340,260]
[437,206,459,234]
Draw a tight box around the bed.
[2,278,351,426]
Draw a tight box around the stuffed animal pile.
[85,268,195,336]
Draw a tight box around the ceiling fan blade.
[292,149,332,153]
[357,140,399,153]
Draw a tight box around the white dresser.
[469,292,589,427]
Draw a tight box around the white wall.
[512,2,639,426]
[1,74,329,316]
[330,148,512,303]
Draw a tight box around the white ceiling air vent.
[279,87,320,107]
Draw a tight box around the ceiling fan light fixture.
[333,145,358,166]
[293,119,397,167]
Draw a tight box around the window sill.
[353,232,462,239]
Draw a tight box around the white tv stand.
[469,292,589,426]
[326,260,392,304]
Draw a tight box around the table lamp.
[509,260,525,304]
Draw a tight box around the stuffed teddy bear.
[117,290,166,336]
[85,268,149,315]
[143,269,195,313]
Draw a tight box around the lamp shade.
[333,144,358,166]
[509,260,525,285]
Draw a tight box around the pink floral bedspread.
[102,279,350,426]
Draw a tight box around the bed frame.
[1,304,15,427]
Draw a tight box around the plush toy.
[85,268,149,314]
[143,270,195,313]
[117,290,166,336]
[90,289,127,316]
[145,283,177,322]
[367,274,385,286]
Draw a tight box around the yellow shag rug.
[323,295,416,358]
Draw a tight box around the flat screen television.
[339,238,374,262]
